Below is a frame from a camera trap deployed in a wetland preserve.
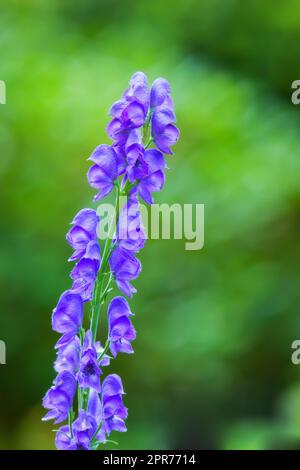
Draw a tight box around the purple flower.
[150,78,171,108]
[108,297,136,357]
[107,72,149,144]
[55,426,78,450]
[124,72,149,113]
[117,189,146,253]
[55,411,98,450]
[102,373,125,396]
[122,129,147,183]
[66,209,99,261]
[113,145,127,176]
[72,411,98,449]
[137,149,167,205]
[109,246,141,297]
[152,110,179,155]
[42,371,76,424]
[52,290,83,338]
[150,78,179,154]
[44,72,179,450]
[78,330,101,392]
[54,336,81,374]
[70,241,101,302]
[126,143,149,183]
[100,374,127,437]
[87,145,118,201]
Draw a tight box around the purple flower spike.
[78,330,101,392]
[42,371,76,424]
[108,297,136,357]
[44,72,179,450]
[109,246,141,297]
[87,144,118,201]
[52,290,83,337]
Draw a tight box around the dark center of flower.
[84,362,96,376]
[76,444,87,450]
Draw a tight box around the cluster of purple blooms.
[42,72,179,450]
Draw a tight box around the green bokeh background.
[1,0,300,450]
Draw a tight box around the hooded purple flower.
[137,149,167,205]
[54,336,81,374]
[107,72,149,144]
[72,411,98,449]
[87,144,118,201]
[124,72,149,113]
[70,241,101,302]
[109,246,141,297]
[42,371,76,424]
[78,330,101,392]
[117,189,146,253]
[100,374,128,437]
[150,78,171,108]
[150,78,179,155]
[122,129,148,184]
[55,411,98,450]
[52,290,83,340]
[55,426,79,450]
[66,209,99,262]
[108,297,136,357]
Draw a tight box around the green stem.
[90,185,120,341]
[68,409,74,438]
[98,338,110,362]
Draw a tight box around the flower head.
[52,290,83,338]
[42,371,76,424]
[87,145,118,201]
[107,72,149,145]
[78,330,101,392]
[108,297,136,357]
[56,410,98,450]
[100,374,127,438]
[109,246,141,297]
[117,189,146,252]
[66,209,99,261]
[70,241,101,302]
[54,336,81,374]
[150,78,179,154]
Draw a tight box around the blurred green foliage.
[1,0,300,450]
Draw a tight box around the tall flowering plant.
[42,72,179,450]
